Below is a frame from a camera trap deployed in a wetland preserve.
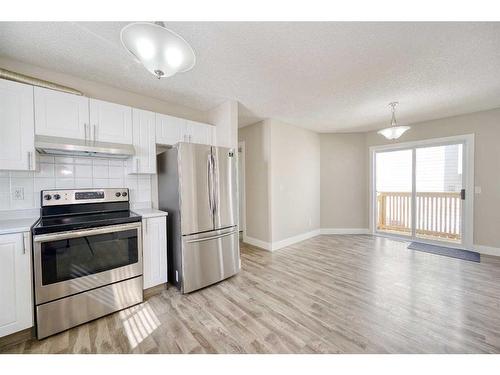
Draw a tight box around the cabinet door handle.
[93,124,97,142]
[23,233,28,254]
[27,151,31,170]
[136,158,139,173]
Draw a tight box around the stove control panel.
[75,191,105,200]
[41,188,130,206]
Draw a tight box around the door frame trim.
[369,134,475,250]
[238,141,247,238]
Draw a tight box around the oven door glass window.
[40,229,138,285]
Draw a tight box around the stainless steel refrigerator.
[157,142,240,293]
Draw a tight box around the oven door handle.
[33,222,142,243]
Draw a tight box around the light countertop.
[0,216,39,235]
[132,208,168,219]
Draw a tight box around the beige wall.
[242,108,500,250]
[269,120,320,242]
[365,108,500,249]
[0,57,208,122]
[320,133,367,229]
[238,119,320,245]
[238,121,271,243]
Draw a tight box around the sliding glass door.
[372,137,471,248]
[415,143,464,244]
[375,149,413,237]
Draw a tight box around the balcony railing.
[377,191,462,241]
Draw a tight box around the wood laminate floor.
[2,235,500,354]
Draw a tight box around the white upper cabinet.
[34,86,88,140]
[89,99,133,145]
[0,232,33,338]
[156,114,215,146]
[0,79,36,171]
[142,216,168,289]
[129,109,156,174]
[155,113,186,145]
[186,120,215,145]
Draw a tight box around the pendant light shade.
[377,102,410,140]
[377,125,410,140]
[121,22,196,79]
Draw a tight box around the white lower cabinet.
[0,232,33,338]
[142,216,168,289]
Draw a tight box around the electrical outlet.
[13,187,24,200]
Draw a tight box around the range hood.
[35,135,135,159]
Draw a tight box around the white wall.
[207,100,239,149]
[0,155,152,211]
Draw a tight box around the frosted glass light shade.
[377,126,410,140]
[121,22,196,79]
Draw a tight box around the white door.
[187,120,211,144]
[142,216,168,289]
[34,86,88,140]
[130,109,156,174]
[155,114,186,145]
[0,232,33,338]
[89,99,133,144]
[0,79,36,171]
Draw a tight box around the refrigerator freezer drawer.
[181,228,240,293]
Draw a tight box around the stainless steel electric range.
[32,188,143,339]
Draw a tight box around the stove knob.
[122,191,128,197]
[44,194,52,201]
[53,194,61,200]
[115,192,121,197]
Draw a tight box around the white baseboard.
[474,244,500,257]
[243,235,272,251]
[320,228,370,235]
[243,229,321,252]
[271,229,321,251]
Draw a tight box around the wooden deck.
[2,235,500,354]
[377,191,462,241]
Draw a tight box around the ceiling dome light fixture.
[377,101,410,140]
[120,22,196,79]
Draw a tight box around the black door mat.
[407,242,480,262]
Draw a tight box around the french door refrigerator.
[157,142,240,293]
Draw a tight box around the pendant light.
[121,22,196,79]
[377,102,410,140]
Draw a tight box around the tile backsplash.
[0,155,152,211]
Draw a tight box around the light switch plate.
[13,187,24,200]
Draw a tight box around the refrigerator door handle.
[185,229,238,243]
[212,152,218,215]
[207,153,214,215]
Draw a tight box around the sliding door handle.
[460,189,466,200]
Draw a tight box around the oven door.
[33,222,142,305]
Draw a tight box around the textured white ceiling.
[1,22,500,132]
